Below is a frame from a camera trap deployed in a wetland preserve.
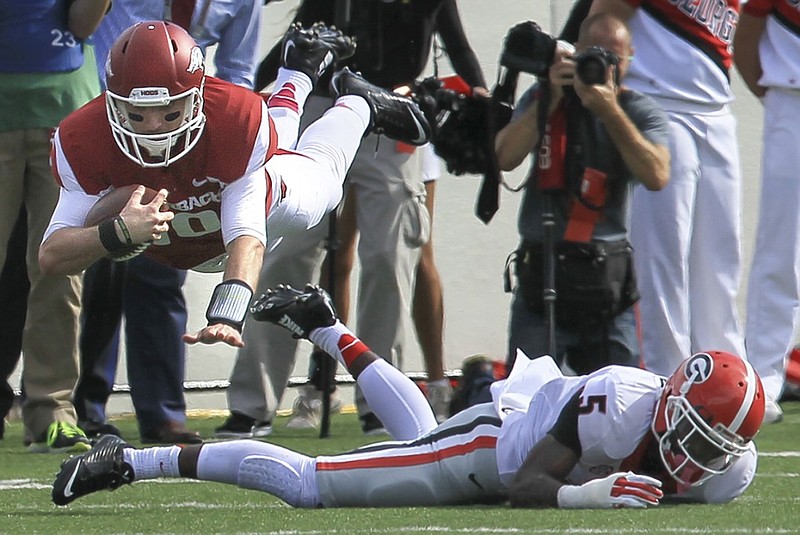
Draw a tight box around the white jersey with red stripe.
[743,0,800,88]
[493,356,757,504]
[623,0,739,105]
[495,359,662,486]
[310,355,756,507]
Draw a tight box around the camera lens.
[576,55,607,85]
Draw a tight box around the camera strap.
[531,96,610,242]
[563,167,608,242]
[536,101,568,191]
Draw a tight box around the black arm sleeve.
[547,389,584,458]
[435,0,486,88]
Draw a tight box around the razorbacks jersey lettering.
[52,77,276,270]
[624,0,740,104]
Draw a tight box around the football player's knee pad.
[238,455,318,508]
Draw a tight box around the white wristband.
[206,279,253,332]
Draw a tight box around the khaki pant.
[0,129,82,443]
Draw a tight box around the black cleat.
[52,434,134,506]
[281,22,356,85]
[250,284,337,339]
[331,67,432,146]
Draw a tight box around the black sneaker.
[449,355,496,417]
[780,382,800,402]
[250,284,337,339]
[214,411,273,439]
[359,412,388,437]
[281,22,356,85]
[52,434,134,506]
[331,67,432,146]
[79,420,123,439]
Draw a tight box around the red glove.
[557,472,664,509]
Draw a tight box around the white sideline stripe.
[8,501,287,511]
[759,452,800,457]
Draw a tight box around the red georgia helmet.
[104,21,206,167]
[651,351,765,487]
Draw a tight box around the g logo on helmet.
[679,352,713,395]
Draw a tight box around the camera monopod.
[318,210,339,438]
[534,85,561,358]
[315,0,352,439]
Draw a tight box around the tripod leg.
[319,211,337,438]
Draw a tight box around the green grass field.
[1,402,798,535]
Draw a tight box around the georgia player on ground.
[52,285,766,509]
[39,21,430,348]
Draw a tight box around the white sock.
[308,320,368,369]
[123,446,181,480]
[358,359,438,440]
[268,68,314,149]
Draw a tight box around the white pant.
[316,403,504,507]
[265,102,366,240]
[745,88,800,401]
[228,95,426,421]
[631,104,746,376]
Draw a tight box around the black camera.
[573,46,619,85]
[499,21,558,77]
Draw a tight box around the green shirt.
[0,44,100,132]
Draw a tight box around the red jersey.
[52,77,277,269]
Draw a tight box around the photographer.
[495,13,669,373]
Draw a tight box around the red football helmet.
[651,351,765,487]
[105,21,206,167]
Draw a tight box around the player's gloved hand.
[556,472,663,509]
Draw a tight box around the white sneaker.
[763,397,783,425]
[426,381,453,424]
[252,421,273,437]
[286,385,342,430]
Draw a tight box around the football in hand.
[84,184,161,261]
[84,184,161,227]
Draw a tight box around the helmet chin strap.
[138,137,172,157]
[137,99,193,157]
